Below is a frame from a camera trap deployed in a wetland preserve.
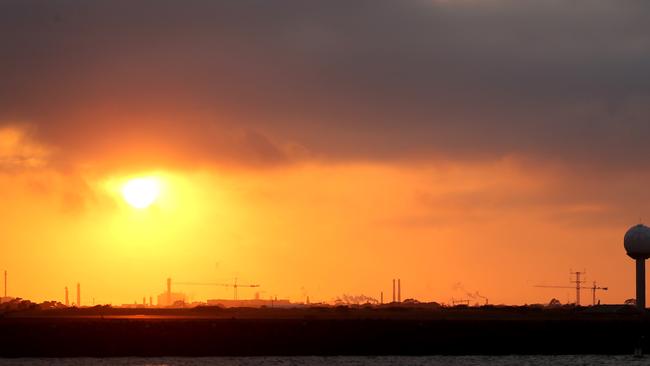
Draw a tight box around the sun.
[121,177,161,209]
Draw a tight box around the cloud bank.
[1,0,649,170]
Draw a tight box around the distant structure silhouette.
[570,270,586,306]
[624,224,650,309]
[398,279,401,303]
[76,283,80,307]
[390,278,402,303]
[167,278,171,306]
[65,286,69,306]
[451,298,470,306]
[587,282,608,305]
[175,278,260,300]
[158,278,187,307]
[535,272,607,305]
[474,292,489,306]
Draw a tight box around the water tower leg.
[637,259,646,310]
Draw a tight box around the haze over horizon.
[1,0,649,306]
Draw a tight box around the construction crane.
[535,280,608,306]
[175,278,260,300]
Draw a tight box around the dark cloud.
[1,0,649,170]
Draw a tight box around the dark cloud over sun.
[1,1,649,171]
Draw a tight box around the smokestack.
[398,279,401,302]
[76,283,80,307]
[392,279,395,302]
[65,287,69,306]
[380,291,383,305]
[167,278,172,306]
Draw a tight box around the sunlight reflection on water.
[0,356,647,366]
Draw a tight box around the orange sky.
[0,126,642,306]
[2,1,650,307]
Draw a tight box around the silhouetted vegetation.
[0,298,65,313]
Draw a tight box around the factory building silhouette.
[157,278,187,307]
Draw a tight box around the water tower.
[624,224,650,310]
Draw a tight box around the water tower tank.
[624,224,650,310]
[624,224,650,259]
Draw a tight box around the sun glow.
[121,177,161,209]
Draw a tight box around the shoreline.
[1,306,649,357]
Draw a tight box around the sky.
[1,0,650,306]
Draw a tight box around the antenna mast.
[570,270,586,306]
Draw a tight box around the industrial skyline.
[0,268,620,309]
[1,0,650,307]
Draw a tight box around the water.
[0,356,646,366]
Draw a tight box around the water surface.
[0,356,647,366]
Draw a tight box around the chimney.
[380,291,384,305]
[65,287,69,306]
[392,279,395,302]
[398,279,401,303]
[167,278,172,306]
[76,283,81,307]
